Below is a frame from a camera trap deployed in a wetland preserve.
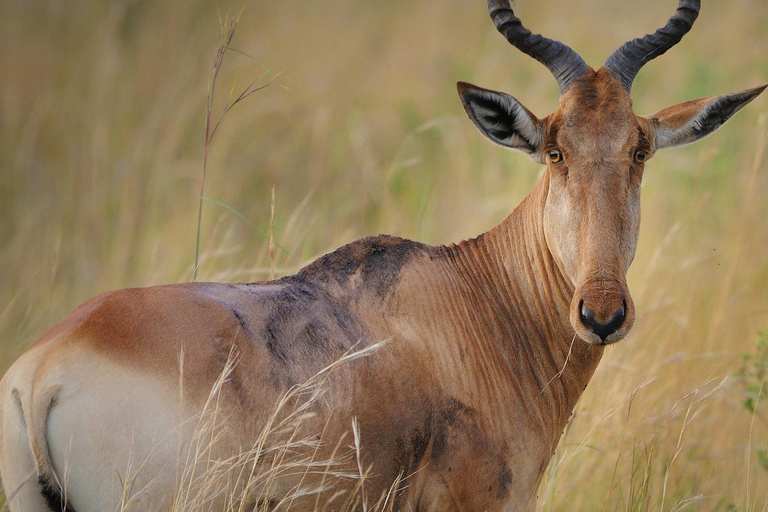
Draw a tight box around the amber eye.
[634,149,648,163]
[548,149,563,164]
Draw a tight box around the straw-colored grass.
[1,0,767,509]
[161,341,389,512]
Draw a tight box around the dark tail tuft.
[38,475,76,512]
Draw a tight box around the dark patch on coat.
[496,464,513,499]
[251,278,362,384]
[38,475,76,512]
[411,418,432,464]
[192,279,362,391]
[395,414,433,476]
[229,306,249,334]
[296,235,426,297]
[266,323,288,363]
[427,398,514,502]
[430,398,482,463]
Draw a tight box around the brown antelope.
[1,0,765,510]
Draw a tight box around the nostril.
[579,302,601,333]
[579,300,626,342]
[579,300,592,325]
[614,302,626,324]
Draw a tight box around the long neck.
[426,173,604,445]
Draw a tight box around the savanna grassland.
[1,0,768,509]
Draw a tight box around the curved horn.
[604,0,700,92]
[488,0,589,94]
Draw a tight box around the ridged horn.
[604,0,701,92]
[488,0,589,94]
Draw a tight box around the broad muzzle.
[570,279,635,344]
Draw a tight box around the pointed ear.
[646,84,767,150]
[457,82,544,161]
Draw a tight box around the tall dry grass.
[1,0,767,509]
[163,341,389,512]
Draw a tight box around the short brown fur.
[1,1,765,510]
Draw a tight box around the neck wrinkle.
[443,174,603,442]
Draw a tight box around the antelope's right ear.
[458,82,544,162]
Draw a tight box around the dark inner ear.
[466,93,535,152]
[458,82,543,157]
[692,95,751,137]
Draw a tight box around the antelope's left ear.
[647,84,767,150]
[458,82,544,162]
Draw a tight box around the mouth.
[573,330,623,345]
[580,330,627,346]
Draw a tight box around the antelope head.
[458,0,765,345]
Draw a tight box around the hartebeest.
[1,0,765,510]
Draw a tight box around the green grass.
[1,0,768,509]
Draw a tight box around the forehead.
[553,70,639,157]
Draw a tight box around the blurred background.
[1,0,767,508]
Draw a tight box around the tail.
[0,353,71,511]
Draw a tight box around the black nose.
[579,301,626,342]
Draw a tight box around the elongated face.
[458,70,765,344]
[541,70,645,343]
